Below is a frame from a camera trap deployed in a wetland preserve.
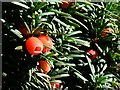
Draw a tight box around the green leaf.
[51,22,57,36]
[11,2,30,9]
[55,62,76,66]
[51,74,70,79]
[44,52,55,57]
[65,16,88,30]
[49,2,56,4]
[70,54,85,58]
[45,46,63,55]
[86,56,95,76]
[19,0,27,3]
[100,64,107,74]
[65,37,77,43]
[102,36,116,41]
[41,22,52,29]
[67,31,82,36]
[105,74,115,79]
[15,46,23,50]
[10,29,23,38]
[29,69,32,81]
[75,11,92,20]
[36,75,49,83]
[89,74,95,83]
[66,63,76,66]
[97,76,107,83]
[63,19,80,27]
[53,17,69,27]
[40,12,55,16]
[92,2,103,9]
[106,2,113,10]
[63,44,79,51]
[33,2,39,7]
[24,84,29,90]
[95,43,103,53]
[26,82,31,86]
[21,86,25,90]
[33,76,45,86]
[74,72,88,81]
[72,38,90,47]
[43,82,50,90]
[56,67,69,74]
[34,2,47,11]
[50,9,71,16]
[39,18,48,22]
[50,80,62,83]
[30,82,39,89]
[102,86,112,89]
[83,1,94,7]
[36,73,51,79]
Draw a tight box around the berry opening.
[34,47,41,51]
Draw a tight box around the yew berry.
[38,34,53,53]
[87,49,98,60]
[101,28,114,38]
[26,37,43,55]
[50,82,60,89]
[61,0,72,8]
[19,23,29,36]
[38,60,51,74]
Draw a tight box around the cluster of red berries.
[19,23,53,55]
[19,23,60,89]
[25,32,53,73]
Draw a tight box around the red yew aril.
[87,49,98,60]
[50,82,60,89]
[19,23,29,36]
[26,37,43,55]
[61,0,72,8]
[101,28,114,38]
[38,60,51,74]
[38,34,53,53]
